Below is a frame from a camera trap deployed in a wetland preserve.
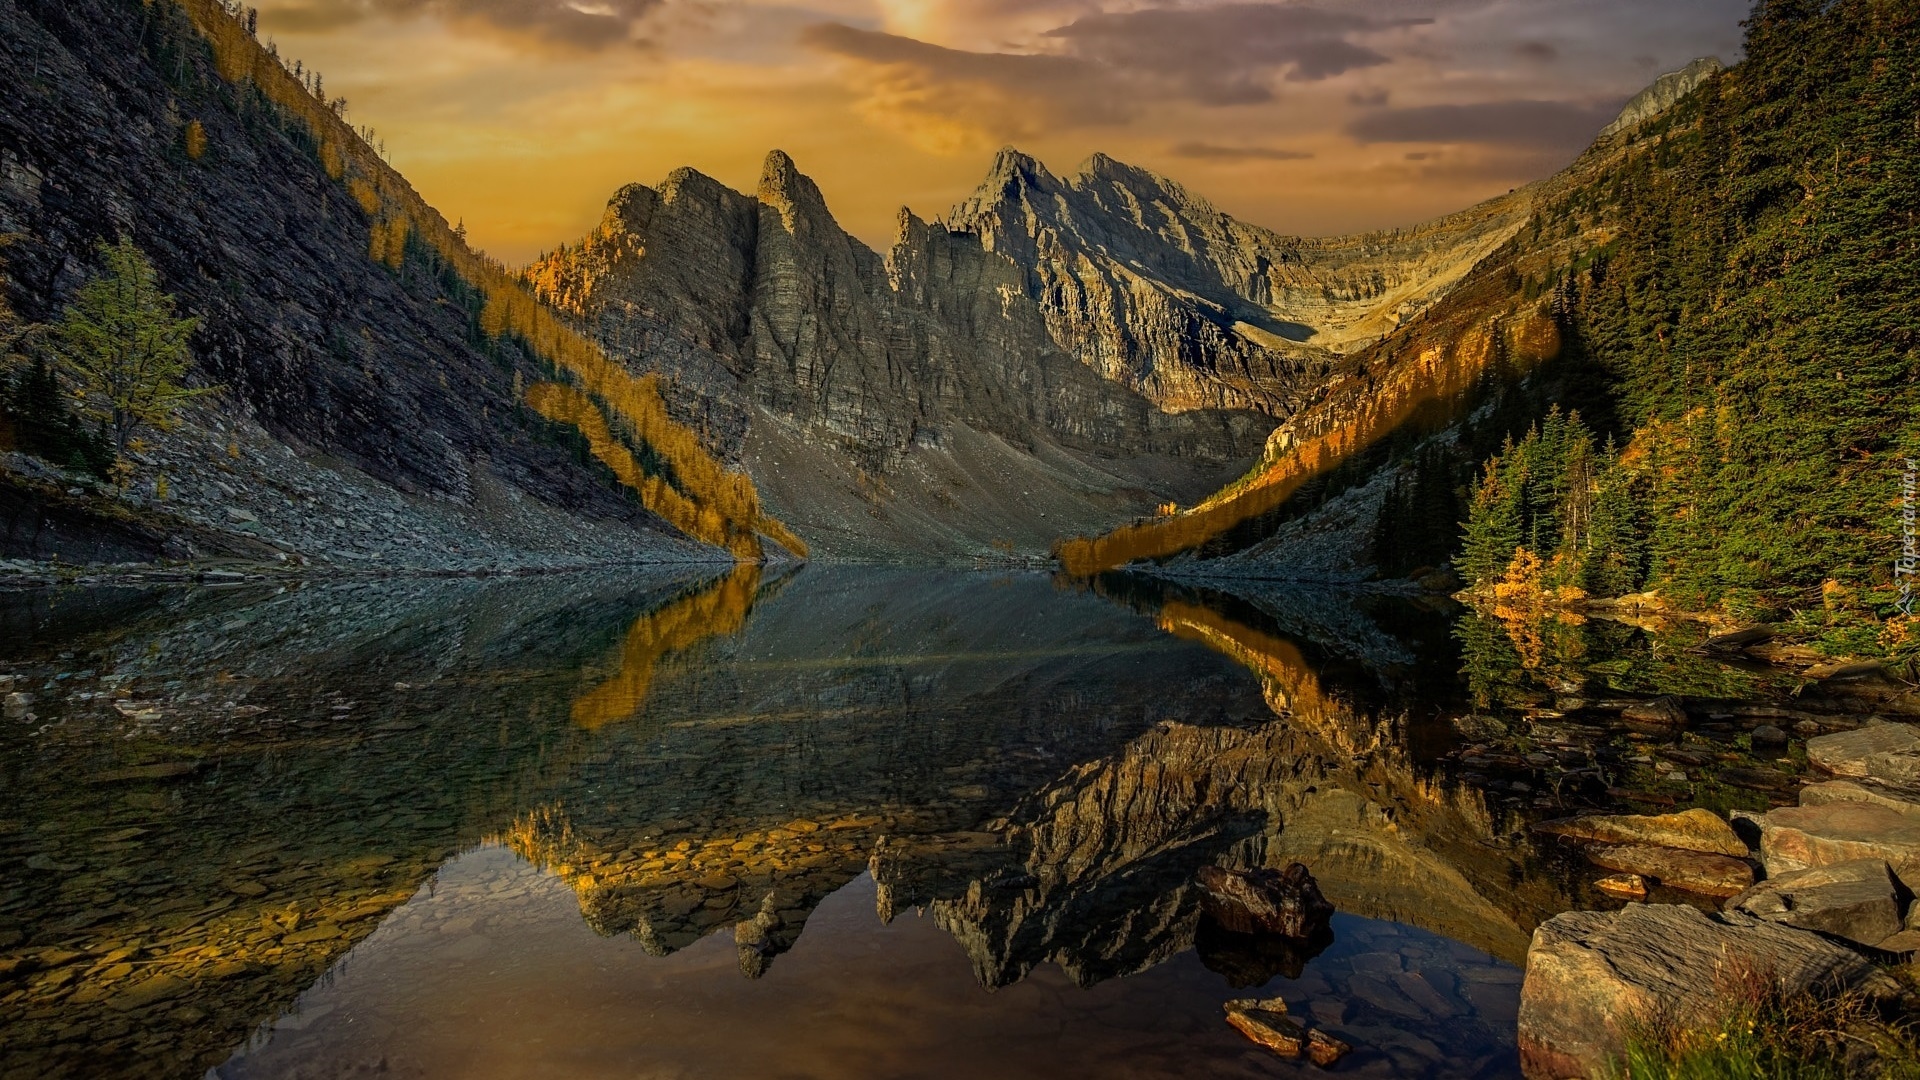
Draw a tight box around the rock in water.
[1196,863,1334,938]
[1619,696,1688,735]
[1535,807,1747,857]
[1224,1004,1306,1059]
[1518,905,1896,1079]
[1725,859,1903,948]
[1583,844,1754,898]
[1593,873,1648,900]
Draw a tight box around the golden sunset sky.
[254,0,1751,264]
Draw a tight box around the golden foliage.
[568,566,761,730]
[1056,308,1561,577]
[170,0,804,561]
[183,119,206,161]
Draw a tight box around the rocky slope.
[0,0,759,570]
[948,149,1535,415]
[525,152,1276,560]
[1056,61,1725,580]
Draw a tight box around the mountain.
[523,152,1277,561]
[1063,0,1920,666]
[0,0,787,569]
[948,148,1535,415]
[1053,57,1736,581]
[526,145,1565,561]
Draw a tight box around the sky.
[254,0,1753,264]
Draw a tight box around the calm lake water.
[0,566,1796,1079]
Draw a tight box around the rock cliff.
[948,149,1535,415]
[526,152,1276,560]
[0,0,762,568]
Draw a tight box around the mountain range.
[0,0,1721,572]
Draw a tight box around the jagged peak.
[1599,56,1725,138]
[756,148,829,212]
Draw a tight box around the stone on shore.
[1584,844,1754,898]
[1754,802,1920,890]
[1536,808,1747,857]
[1799,780,1920,817]
[1725,859,1903,947]
[1518,905,1896,1079]
[1804,721,1920,788]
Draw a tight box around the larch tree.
[52,238,212,461]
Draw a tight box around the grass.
[1614,965,1920,1080]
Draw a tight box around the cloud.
[1347,99,1624,153]
[1038,4,1417,105]
[1169,141,1313,162]
[803,3,1425,151]
[263,0,667,49]
[801,23,1132,152]
[1514,40,1558,61]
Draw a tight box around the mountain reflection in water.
[0,568,1561,1079]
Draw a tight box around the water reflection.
[0,568,1571,1079]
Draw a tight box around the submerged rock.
[1619,696,1688,735]
[1725,858,1903,948]
[1518,905,1896,1079]
[1196,863,1334,939]
[1536,807,1747,857]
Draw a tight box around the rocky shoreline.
[1513,719,1920,1077]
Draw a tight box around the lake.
[0,566,1803,1078]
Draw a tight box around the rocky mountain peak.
[755,149,833,230]
[1599,57,1725,137]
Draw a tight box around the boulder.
[1805,721,1920,786]
[1196,863,1334,939]
[1584,844,1754,898]
[1536,808,1747,857]
[1725,859,1903,947]
[1754,802,1920,890]
[1518,905,1897,1079]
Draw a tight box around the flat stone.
[1755,802,1920,890]
[1594,873,1648,899]
[1585,844,1754,898]
[1725,859,1902,947]
[1306,1029,1351,1067]
[1536,808,1746,857]
[1876,930,1920,954]
[1225,1004,1306,1058]
[1519,905,1897,1080]
[1805,721,1920,781]
[1799,780,1920,817]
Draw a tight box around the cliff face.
[947,149,1535,415]
[0,0,717,567]
[527,152,1276,560]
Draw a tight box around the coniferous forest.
[1455,0,1918,662]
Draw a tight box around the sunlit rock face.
[948,149,1535,416]
[525,151,1277,559]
